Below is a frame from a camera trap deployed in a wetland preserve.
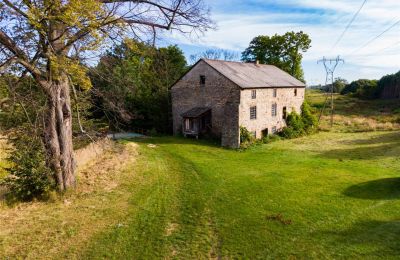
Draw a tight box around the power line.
[348,18,400,56]
[348,40,400,58]
[332,0,367,50]
[317,56,345,128]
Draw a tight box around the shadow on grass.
[340,132,400,146]
[319,142,399,160]
[323,220,400,257]
[343,178,400,200]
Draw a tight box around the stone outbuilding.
[171,59,305,148]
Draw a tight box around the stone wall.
[171,60,240,147]
[238,87,305,139]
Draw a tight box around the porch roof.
[181,107,211,118]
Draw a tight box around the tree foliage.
[90,40,187,133]
[241,31,311,81]
[378,71,400,99]
[1,131,53,202]
[341,79,379,99]
[0,0,213,191]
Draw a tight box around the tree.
[241,31,311,81]
[341,79,379,99]
[91,40,187,133]
[378,71,400,99]
[332,77,348,93]
[189,48,239,64]
[0,0,213,191]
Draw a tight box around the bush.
[1,132,54,201]
[240,126,255,144]
[301,101,318,132]
[279,102,318,139]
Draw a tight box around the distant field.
[306,90,400,132]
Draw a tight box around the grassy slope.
[80,132,400,259]
[1,92,400,258]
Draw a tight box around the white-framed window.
[251,89,256,99]
[271,103,277,117]
[273,88,277,97]
[250,106,257,120]
[272,126,277,134]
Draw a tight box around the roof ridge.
[201,58,276,67]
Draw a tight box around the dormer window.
[200,75,206,86]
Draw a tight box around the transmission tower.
[317,56,344,127]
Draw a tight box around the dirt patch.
[165,222,179,236]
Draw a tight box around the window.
[273,88,277,97]
[251,89,256,99]
[252,131,257,138]
[250,106,257,120]
[272,126,277,134]
[271,103,277,117]
[283,106,287,119]
[294,88,298,96]
[200,75,206,86]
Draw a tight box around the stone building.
[171,59,305,148]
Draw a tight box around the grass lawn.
[80,133,400,259]
[1,92,400,258]
[2,130,398,258]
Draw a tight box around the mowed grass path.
[81,131,400,259]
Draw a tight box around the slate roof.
[202,59,305,88]
[181,107,211,118]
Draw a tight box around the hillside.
[1,92,399,258]
[307,90,400,132]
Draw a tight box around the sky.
[160,0,400,86]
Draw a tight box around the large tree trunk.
[43,76,76,191]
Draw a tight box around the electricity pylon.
[317,56,344,128]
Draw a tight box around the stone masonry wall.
[239,87,305,139]
[171,60,241,147]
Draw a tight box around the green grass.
[1,92,400,258]
[306,90,400,132]
[79,131,400,259]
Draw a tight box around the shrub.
[301,101,318,132]
[240,126,255,144]
[279,102,318,139]
[1,132,54,201]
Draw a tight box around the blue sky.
[160,0,400,85]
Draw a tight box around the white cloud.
[162,0,400,84]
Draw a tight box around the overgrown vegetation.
[1,131,53,202]
[90,40,187,134]
[279,101,317,138]
[306,89,400,132]
[341,79,379,99]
